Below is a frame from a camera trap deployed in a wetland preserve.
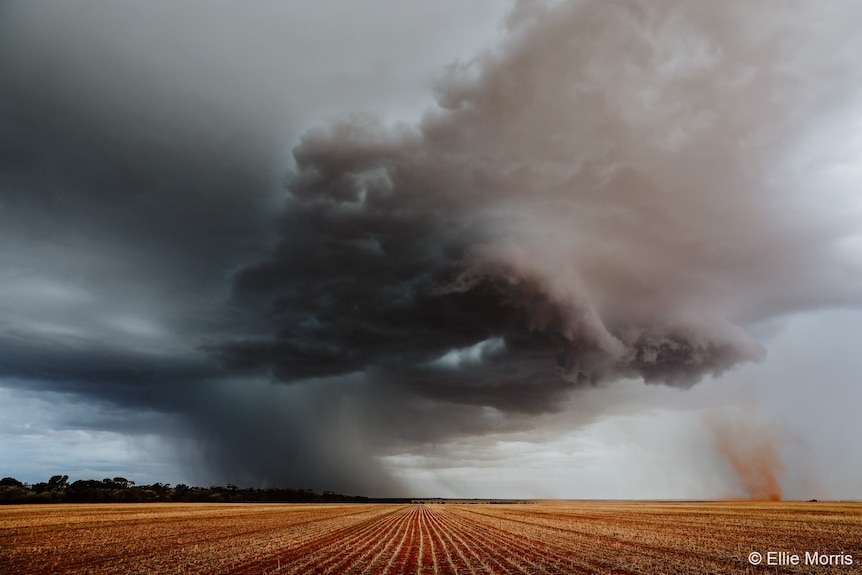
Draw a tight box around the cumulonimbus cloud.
[221,0,862,411]
[5,0,862,494]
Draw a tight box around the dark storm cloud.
[0,38,273,409]
[0,0,510,494]
[221,0,862,414]
[0,0,282,387]
[0,69,272,274]
[178,375,406,493]
[4,0,862,495]
[1,1,300,483]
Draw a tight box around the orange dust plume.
[708,412,783,501]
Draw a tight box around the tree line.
[0,475,369,504]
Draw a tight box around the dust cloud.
[709,411,784,501]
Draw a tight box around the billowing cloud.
[220,0,862,409]
[3,0,862,495]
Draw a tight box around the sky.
[1,0,861,499]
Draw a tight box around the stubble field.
[1,501,860,574]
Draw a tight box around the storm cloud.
[2,0,862,495]
[221,0,862,401]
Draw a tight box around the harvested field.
[1,501,860,574]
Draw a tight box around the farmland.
[1,501,860,574]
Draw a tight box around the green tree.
[47,475,69,491]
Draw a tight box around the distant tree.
[145,483,171,500]
[0,474,369,505]
[68,480,107,502]
[171,484,190,501]
[0,485,29,503]
[101,477,134,490]
[112,477,134,489]
[47,475,69,491]
[31,482,50,494]
[0,477,29,504]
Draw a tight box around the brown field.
[1,501,860,574]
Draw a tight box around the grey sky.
[1,0,861,499]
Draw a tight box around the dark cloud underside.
[220,0,862,409]
[2,0,862,493]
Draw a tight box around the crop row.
[2,501,860,574]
